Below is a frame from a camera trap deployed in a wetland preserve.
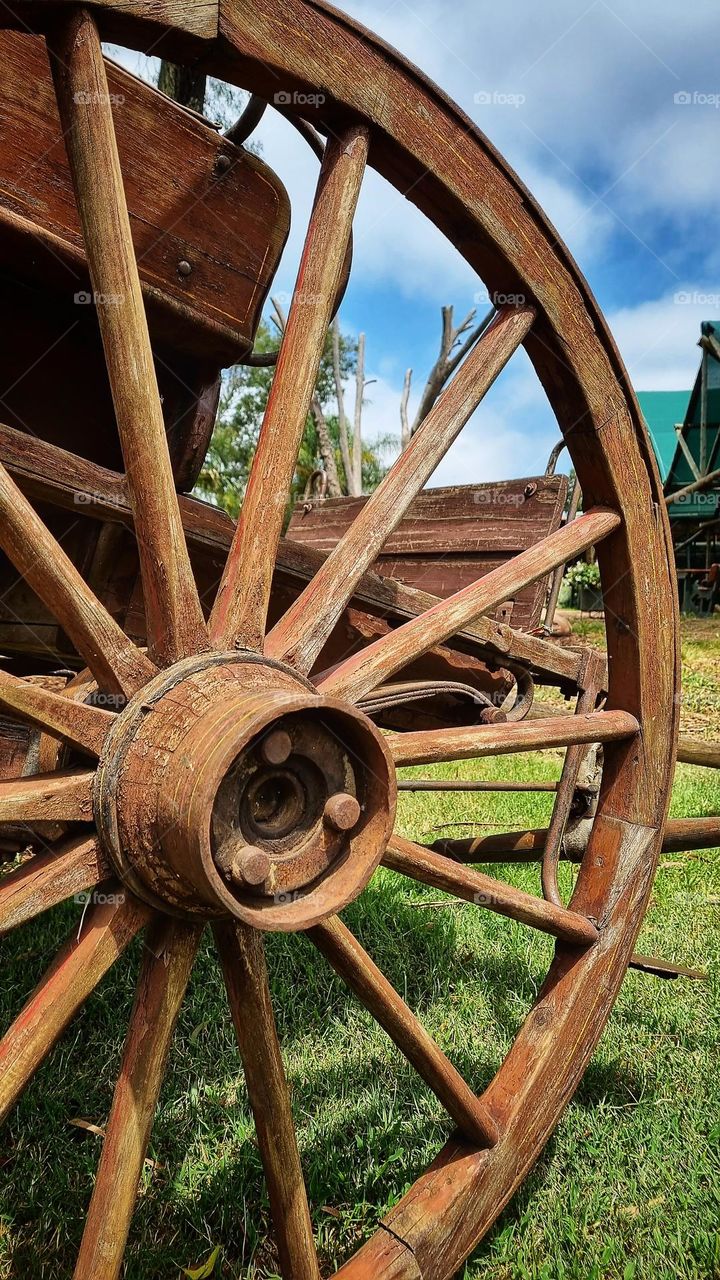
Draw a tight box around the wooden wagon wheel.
[0,3,680,1277]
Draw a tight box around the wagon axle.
[93,654,396,932]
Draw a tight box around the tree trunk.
[157,62,207,114]
[311,396,343,497]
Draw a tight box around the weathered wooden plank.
[288,478,567,556]
[74,917,201,1280]
[210,124,369,650]
[49,10,209,666]
[318,509,621,702]
[0,31,285,363]
[215,921,321,1280]
[286,476,568,632]
[384,836,598,945]
[269,308,536,670]
[0,836,110,935]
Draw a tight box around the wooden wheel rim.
[0,4,680,1278]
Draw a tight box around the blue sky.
[111,0,720,484]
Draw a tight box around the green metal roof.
[638,324,720,520]
[637,389,690,481]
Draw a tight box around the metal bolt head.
[260,727,293,766]
[231,845,272,887]
[215,153,232,174]
[323,792,361,833]
[479,707,508,725]
[178,259,193,277]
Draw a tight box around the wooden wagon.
[0,5,714,1278]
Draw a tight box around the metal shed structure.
[639,321,720,611]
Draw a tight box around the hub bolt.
[323,792,361,833]
[260,728,293,766]
[217,839,271,887]
[233,846,272,887]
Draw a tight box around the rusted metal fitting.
[324,792,361,832]
[94,653,396,933]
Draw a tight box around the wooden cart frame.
[0,3,686,1277]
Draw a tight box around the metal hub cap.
[93,654,396,931]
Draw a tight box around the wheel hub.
[94,653,396,931]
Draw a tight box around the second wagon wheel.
[0,3,680,1278]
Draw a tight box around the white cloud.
[608,290,710,390]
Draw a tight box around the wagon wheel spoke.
[266,304,536,672]
[0,464,154,698]
[214,921,322,1280]
[542,672,602,907]
[0,893,150,1124]
[0,836,110,935]
[47,10,208,667]
[0,672,114,756]
[386,708,638,767]
[308,915,499,1147]
[73,918,201,1280]
[317,507,621,702]
[0,768,95,825]
[384,837,598,945]
[210,124,370,652]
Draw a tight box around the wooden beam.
[0,421,589,689]
[214,922,321,1280]
[317,509,621,703]
[308,915,499,1147]
[385,836,599,945]
[49,9,209,666]
[266,305,535,672]
[0,892,150,1123]
[0,672,114,756]
[0,836,111,935]
[210,125,369,650]
[74,917,201,1280]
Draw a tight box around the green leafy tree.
[195,319,396,518]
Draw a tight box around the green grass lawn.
[0,620,718,1279]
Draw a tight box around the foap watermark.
[474,89,525,109]
[74,290,123,308]
[671,490,717,509]
[272,289,325,308]
[474,890,500,907]
[474,289,527,308]
[88,691,126,711]
[75,889,126,907]
[74,489,125,509]
[674,290,720,308]
[674,90,720,109]
[73,90,125,107]
[274,89,326,108]
[273,890,308,906]
[473,487,525,508]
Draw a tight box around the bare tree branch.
[311,395,343,497]
[352,332,366,496]
[271,296,288,335]
[333,318,356,495]
[410,304,496,435]
[271,296,341,497]
[400,368,412,449]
